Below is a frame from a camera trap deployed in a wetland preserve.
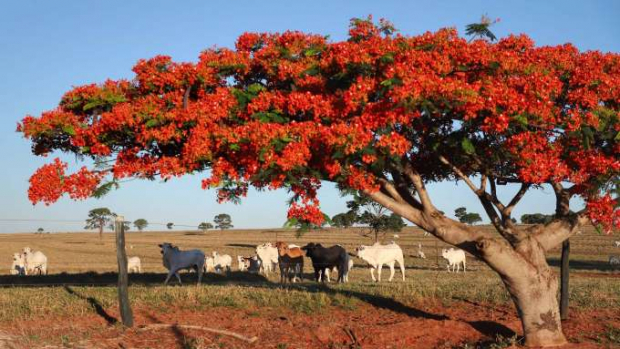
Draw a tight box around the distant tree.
[331,211,357,229]
[133,218,148,232]
[214,214,233,230]
[386,213,407,231]
[521,213,554,225]
[454,207,467,219]
[454,207,483,225]
[166,222,174,230]
[348,193,406,242]
[461,212,483,225]
[37,227,44,233]
[84,207,115,240]
[198,222,213,232]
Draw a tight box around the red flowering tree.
[19,17,619,346]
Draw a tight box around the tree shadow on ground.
[225,244,257,249]
[63,285,117,325]
[2,272,514,340]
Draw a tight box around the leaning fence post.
[115,215,134,327]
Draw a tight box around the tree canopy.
[19,17,618,232]
[454,206,483,225]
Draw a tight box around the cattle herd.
[9,240,620,282]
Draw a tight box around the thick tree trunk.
[502,268,566,346]
[482,236,567,347]
[560,239,570,320]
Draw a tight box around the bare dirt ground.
[2,302,619,349]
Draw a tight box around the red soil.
[2,300,618,349]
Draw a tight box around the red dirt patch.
[1,302,619,348]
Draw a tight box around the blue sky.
[1,1,619,233]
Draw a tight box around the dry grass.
[0,225,618,324]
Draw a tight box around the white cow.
[127,256,142,273]
[10,253,25,276]
[441,248,466,272]
[355,242,406,282]
[610,255,620,266]
[205,252,232,274]
[417,243,426,259]
[256,243,278,274]
[159,243,205,285]
[237,255,248,271]
[22,247,48,275]
[614,241,620,248]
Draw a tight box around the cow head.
[159,242,175,255]
[355,245,367,257]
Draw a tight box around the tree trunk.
[502,271,566,346]
[485,238,567,347]
[99,224,103,241]
[560,239,570,320]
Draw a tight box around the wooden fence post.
[115,216,134,327]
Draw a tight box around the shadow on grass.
[63,285,118,325]
[1,271,516,340]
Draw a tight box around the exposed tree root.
[138,323,258,344]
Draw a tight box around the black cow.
[301,243,349,283]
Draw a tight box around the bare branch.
[402,164,435,213]
[438,155,479,193]
[183,86,192,110]
[504,183,530,217]
[389,171,424,210]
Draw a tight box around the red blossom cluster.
[28,158,102,205]
[19,17,620,229]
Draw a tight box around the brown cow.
[275,241,304,283]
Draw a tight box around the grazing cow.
[322,256,354,282]
[127,256,142,273]
[610,255,620,267]
[10,253,25,276]
[22,247,48,275]
[206,252,232,274]
[417,243,426,259]
[441,248,467,272]
[301,243,349,283]
[240,255,262,274]
[237,255,248,271]
[275,241,303,283]
[355,242,406,282]
[159,243,205,285]
[256,243,279,274]
[614,241,620,248]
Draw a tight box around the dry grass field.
[0,226,618,348]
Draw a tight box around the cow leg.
[164,271,174,285]
[388,262,395,282]
[377,264,382,282]
[315,268,321,282]
[175,271,182,285]
[370,267,376,282]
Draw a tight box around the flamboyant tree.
[18,17,619,346]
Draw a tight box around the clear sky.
[1,1,619,233]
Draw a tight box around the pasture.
[0,226,618,348]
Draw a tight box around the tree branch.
[504,183,530,217]
[402,163,436,213]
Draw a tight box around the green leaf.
[62,125,76,136]
[513,114,528,126]
[229,143,240,151]
[461,138,475,155]
[283,217,298,228]
[247,83,265,95]
[92,181,119,199]
[145,119,160,128]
